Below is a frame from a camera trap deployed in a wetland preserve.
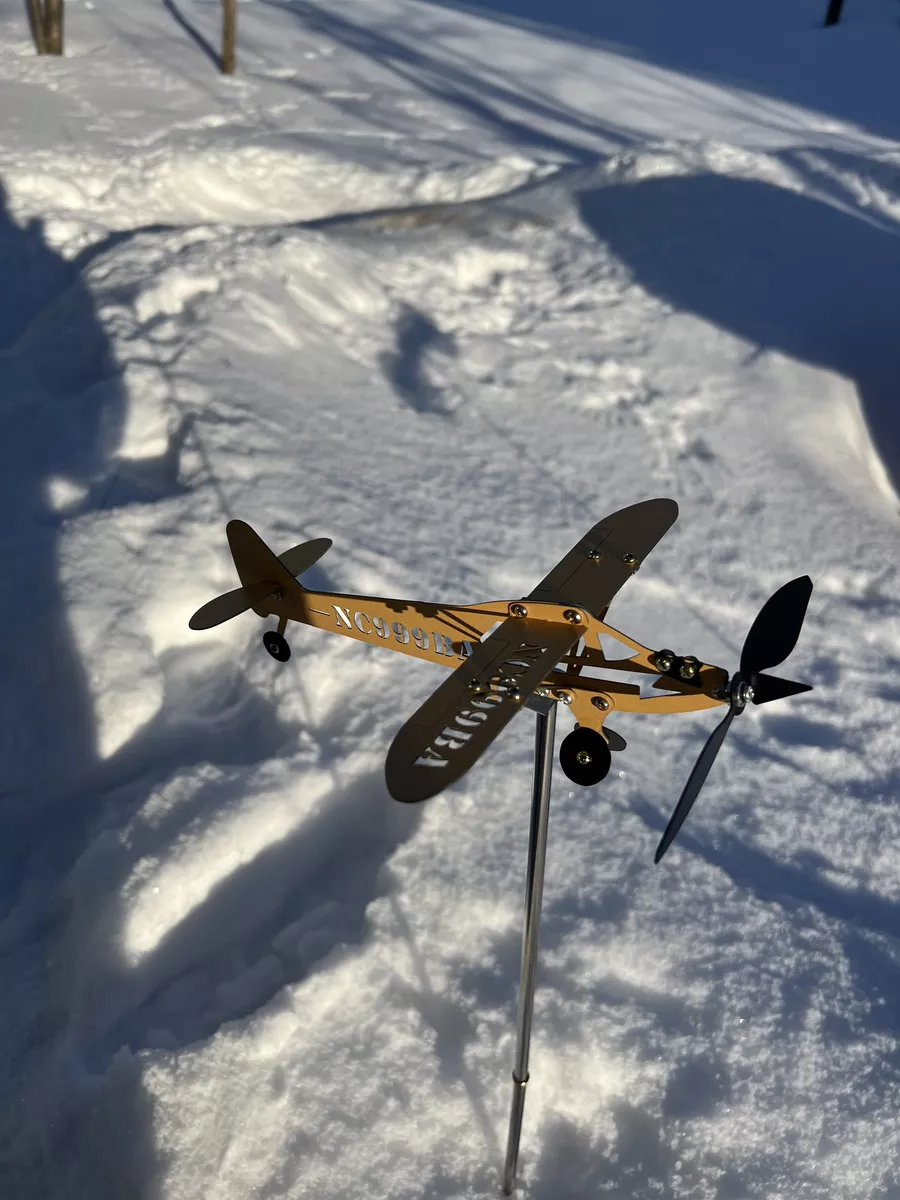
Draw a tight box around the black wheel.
[559,727,612,786]
[263,631,291,662]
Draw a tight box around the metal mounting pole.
[502,696,557,1195]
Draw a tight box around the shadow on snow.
[575,166,900,501]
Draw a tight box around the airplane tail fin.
[188,520,331,630]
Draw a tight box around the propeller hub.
[727,674,754,709]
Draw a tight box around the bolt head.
[588,549,603,562]
[655,650,675,673]
[468,680,488,694]
[554,690,574,705]
[533,686,550,698]
[678,656,700,681]
[563,609,583,624]
[735,680,755,705]
[507,689,523,703]
[591,695,610,711]
[510,603,528,618]
[575,749,592,765]
[622,553,637,567]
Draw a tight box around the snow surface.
[1,0,900,1196]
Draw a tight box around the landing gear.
[559,726,612,786]
[263,630,291,661]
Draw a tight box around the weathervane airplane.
[189,499,813,861]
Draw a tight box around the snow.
[2,0,900,1196]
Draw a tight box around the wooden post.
[824,0,845,25]
[26,0,47,53]
[44,0,64,54]
[222,0,237,74]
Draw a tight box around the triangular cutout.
[597,633,638,661]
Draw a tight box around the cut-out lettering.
[333,605,353,629]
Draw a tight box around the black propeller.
[654,576,813,864]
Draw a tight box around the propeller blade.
[740,576,812,676]
[654,704,739,864]
[750,673,813,705]
[188,581,275,630]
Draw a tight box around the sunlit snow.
[1,0,899,1197]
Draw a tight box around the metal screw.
[563,609,583,624]
[679,657,699,681]
[469,680,488,694]
[507,689,523,703]
[622,553,637,567]
[510,603,528,618]
[554,690,574,705]
[588,549,603,562]
[533,686,551,698]
[591,695,610,711]
[575,749,592,765]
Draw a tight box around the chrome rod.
[502,698,557,1194]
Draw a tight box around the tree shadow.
[575,166,900,500]
[414,0,900,143]
[69,763,423,1074]
[261,0,633,161]
[0,183,164,1196]
[162,0,221,71]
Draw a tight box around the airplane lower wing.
[385,618,580,803]
[527,498,678,617]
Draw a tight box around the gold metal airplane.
[189,499,812,861]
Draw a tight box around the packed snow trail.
[1,1,900,1197]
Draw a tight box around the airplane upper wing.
[527,498,678,617]
[385,617,580,803]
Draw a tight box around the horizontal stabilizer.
[279,537,332,579]
[189,581,276,630]
[751,673,813,705]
